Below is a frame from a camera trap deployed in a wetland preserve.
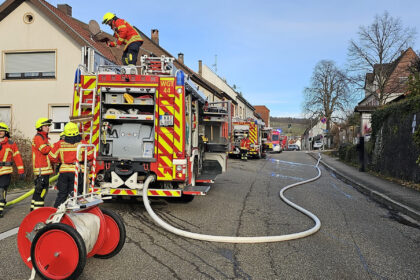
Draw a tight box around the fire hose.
[6,175,59,207]
[142,154,322,243]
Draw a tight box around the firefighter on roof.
[49,122,94,208]
[240,133,251,161]
[0,123,25,217]
[102,12,143,66]
[31,118,54,211]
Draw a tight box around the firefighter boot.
[31,175,49,211]
[0,188,6,218]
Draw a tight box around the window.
[50,106,70,132]
[0,106,11,126]
[399,76,408,85]
[4,51,55,79]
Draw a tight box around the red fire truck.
[229,119,263,158]
[71,55,229,202]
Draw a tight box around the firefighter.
[0,123,25,217]
[102,12,143,66]
[240,133,251,161]
[31,118,54,211]
[49,122,93,208]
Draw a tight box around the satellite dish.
[88,20,109,42]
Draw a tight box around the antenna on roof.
[212,54,217,73]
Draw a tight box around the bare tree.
[348,11,416,105]
[303,60,354,133]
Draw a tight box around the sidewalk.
[308,152,420,222]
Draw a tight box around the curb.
[307,153,420,222]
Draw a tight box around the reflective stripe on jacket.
[32,132,53,175]
[49,140,94,173]
[113,18,143,50]
[0,137,24,176]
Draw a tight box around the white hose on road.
[142,153,322,243]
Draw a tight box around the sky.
[44,0,420,117]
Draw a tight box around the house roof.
[361,47,419,105]
[0,0,232,102]
[365,48,417,88]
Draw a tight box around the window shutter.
[5,52,55,74]
[51,106,70,123]
[0,107,11,126]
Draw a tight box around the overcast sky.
[44,0,420,117]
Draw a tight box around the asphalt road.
[1,152,419,280]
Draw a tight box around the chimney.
[198,60,202,76]
[178,53,184,64]
[151,29,159,45]
[57,4,72,16]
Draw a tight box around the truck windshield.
[272,135,279,141]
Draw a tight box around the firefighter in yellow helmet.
[102,12,143,65]
[49,122,94,208]
[30,118,53,211]
[0,123,25,217]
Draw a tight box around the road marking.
[331,182,352,199]
[0,227,19,241]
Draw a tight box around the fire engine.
[229,119,264,158]
[272,130,281,153]
[71,54,230,202]
[261,127,273,153]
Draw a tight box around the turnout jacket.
[0,137,24,176]
[32,131,53,175]
[240,138,251,149]
[49,139,94,173]
[111,18,143,50]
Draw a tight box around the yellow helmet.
[36,118,52,129]
[63,122,79,137]
[102,12,115,24]
[0,122,9,132]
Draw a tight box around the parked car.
[313,140,323,149]
[287,144,300,151]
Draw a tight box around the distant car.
[287,144,300,151]
[272,144,282,153]
[313,141,323,149]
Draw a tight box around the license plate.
[159,115,174,126]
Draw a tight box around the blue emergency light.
[176,70,185,86]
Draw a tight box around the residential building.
[0,0,118,140]
[254,105,270,127]
[0,0,228,140]
[199,63,255,119]
[355,47,419,136]
[301,119,326,150]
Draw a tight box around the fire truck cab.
[72,54,228,201]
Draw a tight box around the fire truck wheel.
[180,194,195,203]
[94,208,126,259]
[31,223,87,280]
